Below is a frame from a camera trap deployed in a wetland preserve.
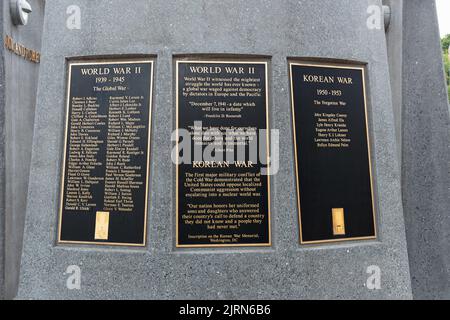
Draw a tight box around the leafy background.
[442,34,450,102]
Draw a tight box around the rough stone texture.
[18,0,411,299]
[402,0,450,300]
[0,0,45,299]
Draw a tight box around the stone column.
[18,0,412,299]
[402,0,450,299]
[0,0,45,300]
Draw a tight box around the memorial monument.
[0,0,448,300]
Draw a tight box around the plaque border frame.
[175,59,272,248]
[57,58,155,247]
[289,61,378,245]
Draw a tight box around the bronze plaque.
[58,59,154,246]
[175,59,271,248]
[290,61,377,244]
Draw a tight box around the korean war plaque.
[176,59,271,247]
[289,62,376,244]
[58,59,154,246]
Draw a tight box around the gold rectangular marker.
[95,211,110,240]
[332,208,346,236]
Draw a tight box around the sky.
[436,0,450,37]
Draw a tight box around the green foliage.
[442,34,450,52]
[444,49,449,84]
[444,52,450,102]
[443,35,450,102]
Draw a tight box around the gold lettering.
[3,35,40,64]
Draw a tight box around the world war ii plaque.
[58,59,153,246]
[176,59,271,247]
[290,62,376,244]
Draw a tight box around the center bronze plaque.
[58,58,154,246]
[289,61,377,244]
[176,59,271,247]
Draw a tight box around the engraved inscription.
[58,59,153,246]
[290,62,376,244]
[176,60,271,247]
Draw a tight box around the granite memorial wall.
[17,0,413,299]
[0,0,447,300]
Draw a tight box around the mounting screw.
[10,0,33,26]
